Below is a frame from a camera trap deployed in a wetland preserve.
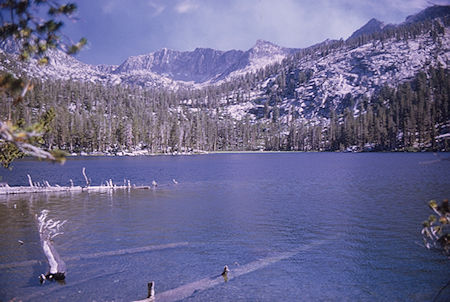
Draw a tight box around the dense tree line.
[1,64,448,154]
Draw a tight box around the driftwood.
[37,210,67,283]
[0,168,151,195]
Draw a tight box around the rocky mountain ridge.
[113,39,298,84]
[0,38,297,87]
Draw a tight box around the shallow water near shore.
[0,153,449,301]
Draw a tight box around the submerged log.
[37,210,67,283]
[0,242,189,270]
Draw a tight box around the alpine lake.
[0,153,449,301]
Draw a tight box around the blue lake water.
[0,153,449,301]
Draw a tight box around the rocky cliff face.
[114,47,243,83]
[113,40,296,84]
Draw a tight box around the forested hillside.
[1,5,449,154]
[2,63,447,154]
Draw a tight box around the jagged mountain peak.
[366,18,384,27]
[113,46,245,83]
[250,39,284,54]
[348,18,385,40]
[110,39,298,84]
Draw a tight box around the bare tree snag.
[27,174,33,187]
[82,167,90,187]
[37,210,67,283]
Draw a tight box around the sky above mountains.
[64,0,450,65]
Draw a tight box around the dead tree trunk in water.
[37,210,67,283]
[82,167,90,187]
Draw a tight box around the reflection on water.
[0,153,449,301]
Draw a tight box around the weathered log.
[0,168,158,195]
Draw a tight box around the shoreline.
[63,150,450,157]
[11,149,450,161]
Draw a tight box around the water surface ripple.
[0,153,449,301]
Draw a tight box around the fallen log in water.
[0,185,84,195]
[0,168,151,195]
[0,242,189,270]
[0,184,152,195]
[134,237,335,302]
[37,210,67,283]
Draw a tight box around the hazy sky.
[63,0,450,65]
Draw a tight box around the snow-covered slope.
[276,29,448,119]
